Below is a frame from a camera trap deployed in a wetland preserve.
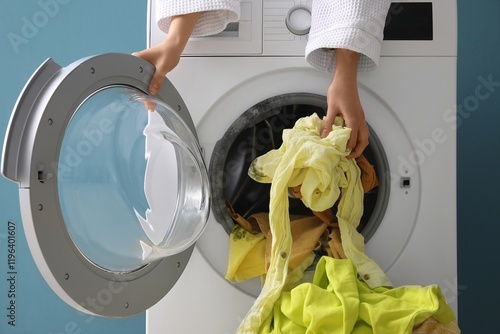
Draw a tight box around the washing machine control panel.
[262,1,312,55]
[148,0,456,58]
[149,0,312,56]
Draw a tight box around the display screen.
[384,2,433,40]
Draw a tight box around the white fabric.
[306,0,391,72]
[156,0,240,37]
[155,0,390,72]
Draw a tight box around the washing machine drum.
[1,53,210,317]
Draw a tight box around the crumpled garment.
[226,153,378,283]
[355,154,379,193]
[225,224,267,282]
[247,113,391,288]
[226,213,328,282]
[412,316,461,334]
[237,114,390,333]
[292,187,346,260]
[258,257,458,334]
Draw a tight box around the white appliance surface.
[147,1,458,333]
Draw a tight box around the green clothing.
[239,114,390,333]
[259,257,456,334]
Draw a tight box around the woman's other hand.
[322,49,369,159]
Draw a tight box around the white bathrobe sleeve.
[156,0,240,37]
[305,0,391,73]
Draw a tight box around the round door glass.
[57,85,210,273]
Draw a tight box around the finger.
[145,100,157,112]
[321,117,335,138]
[346,127,358,149]
[149,72,166,95]
[322,103,338,138]
[347,133,369,159]
[347,145,363,159]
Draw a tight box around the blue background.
[456,0,500,331]
[0,0,499,333]
[0,0,147,333]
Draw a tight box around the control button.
[285,5,312,36]
[400,177,411,188]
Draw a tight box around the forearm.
[333,49,359,88]
[132,12,203,95]
[330,49,361,123]
[163,12,203,54]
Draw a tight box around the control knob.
[285,5,312,36]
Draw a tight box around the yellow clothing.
[248,113,391,288]
[226,214,328,282]
[259,257,457,334]
[238,114,390,333]
[226,153,379,283]
[225,225,267,282]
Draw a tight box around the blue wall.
[0,0,498,333]
[456,0,500,331]
[0,0,147,333]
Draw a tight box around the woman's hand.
[132,12,202,95]
[132,40,182,95]
[321,49,369,159]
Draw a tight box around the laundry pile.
[225,114,459,334]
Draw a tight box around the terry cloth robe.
[237,114,391,333]
[258,257,458,334]
[306,0,391,72]
[155,0,240,37]
[154,0,391,72]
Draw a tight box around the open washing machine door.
[1,53,210,317]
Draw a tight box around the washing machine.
[146,0,458,332]
[1,0,457,333]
